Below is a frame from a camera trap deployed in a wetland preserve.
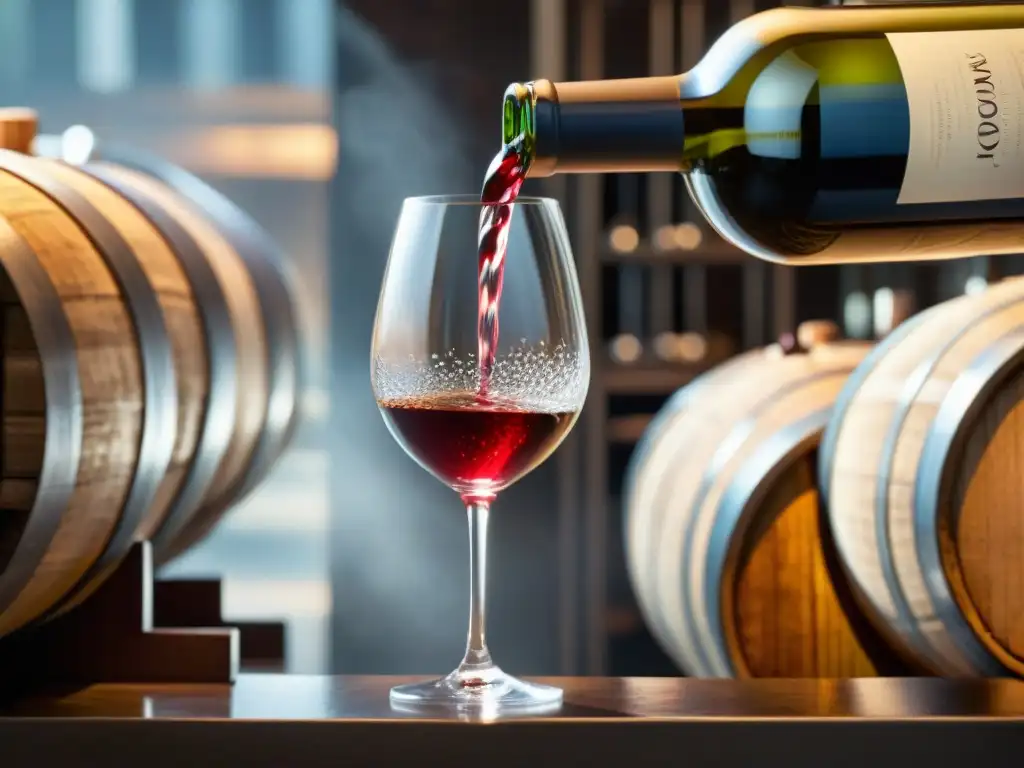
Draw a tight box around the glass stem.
[457,499,494,674]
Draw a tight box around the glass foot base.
[390,667,563,715]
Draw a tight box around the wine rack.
[532,0,1024,677]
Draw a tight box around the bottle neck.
[505,76,750,177]
[506,76,686,177]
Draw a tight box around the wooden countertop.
[2,675,1024,766]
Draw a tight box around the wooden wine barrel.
[34,131,303,562]
[625,323,880,678]
[82,160,301,564]
[0,135,301,637]
[821,275,1024,678]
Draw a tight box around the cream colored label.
[888,29,1024,205]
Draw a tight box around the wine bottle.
[501,3,1024,266]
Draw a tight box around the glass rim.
[403,194,557,207]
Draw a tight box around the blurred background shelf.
[599,241,748,265]
[606,415,653,444]
[603,360,716,396]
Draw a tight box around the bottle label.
[887,29,1024,206]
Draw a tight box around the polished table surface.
[1,675,1024,766]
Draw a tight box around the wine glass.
[371,194,589,712]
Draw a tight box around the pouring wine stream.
[477,137,529,399]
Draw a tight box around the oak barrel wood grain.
[0,161,144,636]
[30,134,303,564]
[0,140,301,637]
[81,156,301,564]
[81,150,301,565]
[821,276,1024,677]
[88,165,269,528]
[625,325,879,677]
[36,158,208,545]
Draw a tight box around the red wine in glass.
[373,187,587,711]
[477,142,528,397]
[371,91,587,710]
[379,392,576,500]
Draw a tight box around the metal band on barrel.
[82,163,239,555]
[622,384,698,661]
[706,407,832,677]
[0,149,176,614]
[872,295,1024,676]
[818,310,929,500]
[914,326,1024,677]
[0,218,82,620]
[91,145,301,502]
[623,357,757,663]
[678,367,848,676]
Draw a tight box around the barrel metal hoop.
[873,294,1024,675]
[679,366,855,676]
[0,218,82,619]
[622,378,706,656]
[623,353,760,656]
[624,351,765,526]
[81,163,239,554]
[0,150,176,609]
[818,308,931,501]
[914,325,1024,677]
[169,179,300,501]
[706,407,831,677]
[91,146,301,502]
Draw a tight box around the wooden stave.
[672,359,833,676]
[32,158,209,547]
[632,351,818,676]
[633,352,792,676]
[826,289,1009,675]
[84,153,301,564]
[0,162,148,636]
[626,343,872,678]
[677,359,864,677]
[0,142,299,635]
[817,307,937,502]
[90,144,302,495]
[696,404,833,677]
[0,150,193,621]
[120,161,301,559]
[93,166,269,514]
[79,164,244,567]
[84,165,270,564]
[625,349,782,673]
[918,327,1024,676]
[0,218,83,633]
[624,350,765,672]
[30,156,215,620]
[33,136,302,562]
[821,278,1024,677]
